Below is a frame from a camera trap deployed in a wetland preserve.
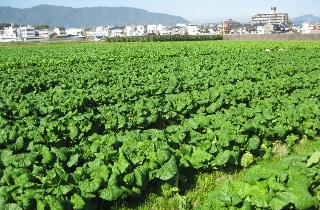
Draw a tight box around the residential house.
[147,24,158,34]
[95,26,111,37]
[66,28,85,37]
[0,23,16,42]
[301,22,320,34]
[159,25,170,35]
[125,25,136,36]
[201,24,219,35]
[16,25,45,41]
[109,26,125,37]
[310,23,320,34]
[86,27,98,37]
[125,25,145,36]
[136,25,146,36]
[169,26,187,35]
[37,28,54,38]
[187,25,201,35]
[217,19,238,35]
[146,24,167,35]
[54,27,66,36]
[254,23,266,34]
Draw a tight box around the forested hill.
[0,4,188,27]
[291,14,320,26]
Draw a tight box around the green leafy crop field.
[0,41,319,209]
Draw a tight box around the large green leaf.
[251,195,269,208]
[1,150,13,166]
[123,172,135,185]
[184,118,199,130]
[0,193,8,206]
[246,136,260,150]
[116,150,132,173]
[79,178,101,193]
[68,124,78,139]
[306,151,320,167]
[45,195,64,210]
[9,136,24,151]
[286,189,318,209]
[67,153,79,167]
[214,150,231,166]
[3,203,23,210]
[100,186,123,201]
[182,146,213,169]
[51,147,68,161]
[54,163,68,181]
[269,197,288,210]
[41,146,54,165]
[53,185,74,196]
[70,193,85,210]
[156,156,177,180]
[4,152,37,168]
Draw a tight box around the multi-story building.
[95,26,111,37]
[17,25,35,38]
[0,23,16,42]
[37,28,54,39]
[252,7,289,24]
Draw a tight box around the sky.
[1,0,320,23]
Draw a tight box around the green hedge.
[105,35,223,42]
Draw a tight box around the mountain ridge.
[291,14,320,25]
[0,4,188,27]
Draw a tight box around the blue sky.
[1,0,319,23]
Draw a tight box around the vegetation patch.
[0,41,319,209]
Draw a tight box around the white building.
[18,25,35,39]
[147,24,157,34]
[170,26,187,35]
[256,25,266,34]
[109,26,125,37]
[124,25,146,36]
[136,25,146,36]
[187,25,201,35]
[158,25,170,35]
[86,26,111,37]
[86,28,97,37]
[252,7,289,24]
[53,27,66,36]
[125,25,136,36]
[0,23,16,42]
[66,28,85,37]
[301,22,315,34]
[37,28,54,38]
[146,24,167,34]
[95,26,111,37]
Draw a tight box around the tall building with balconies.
[252,7,289,24]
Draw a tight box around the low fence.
[223,34,320,41]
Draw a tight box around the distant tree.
[0,23,11,29]
[203,28,210,33]
[34,25,50,29]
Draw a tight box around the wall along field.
[0,41,320,209]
